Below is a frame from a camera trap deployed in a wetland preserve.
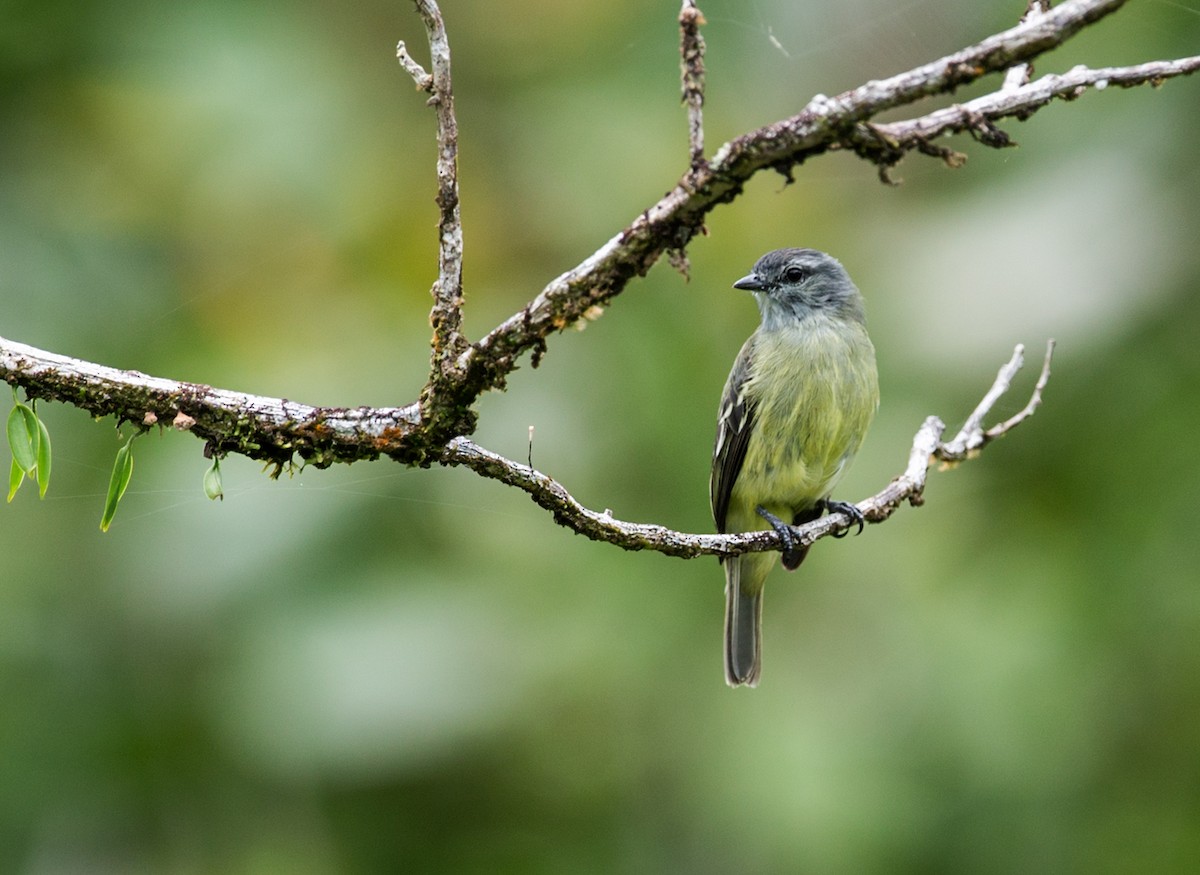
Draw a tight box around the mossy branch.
[2,0,1195,551]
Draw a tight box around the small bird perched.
[711,249,879,687]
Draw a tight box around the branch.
[0,336,421,469]
[395,40,432,91]
[679,0,707,171]
[397,0,469,441]
[1,0,1192,487]
[940,340,1053,460]
[441,342,1056,559]
[446,0,1193,417]
[864,57,1200,175]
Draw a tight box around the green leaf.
[6,405,37,475]
[100,435,136,532]
[7,457,23,503]
[35,416,51,498]
[19,403,39,447]
[203,456,223,501]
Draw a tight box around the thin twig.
[934,339,1053,463]
[679,0,707,170]
[395,41,433,91]
[983,338,1054,442]
[941,344,1028,458]
[406,0,468,400]
[872,57,1200,160]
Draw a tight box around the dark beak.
[733,273,765,291]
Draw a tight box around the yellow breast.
[726,315,878,532]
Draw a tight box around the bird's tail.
[723,556,763,687]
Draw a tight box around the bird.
[711,248,879,687]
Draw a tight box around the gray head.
[733,248,866,330]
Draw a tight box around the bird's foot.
[755,505,808,569]
[755,505,797,552]
[818,498,865,538]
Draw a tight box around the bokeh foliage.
[3,1,1199,872]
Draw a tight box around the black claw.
[756,505,797,554]
[820,498,865,538]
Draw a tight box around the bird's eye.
[783,266,807,283]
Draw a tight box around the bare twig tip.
[396,40,434,91]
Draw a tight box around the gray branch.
[441,343,1055,559]
[0,337,419,470]
[679,0,707,171]
[398,0,469,439]
[0,0,1192,551]
[866,58,1200,175]
[454,0,1195,411]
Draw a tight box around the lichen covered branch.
[679,0,707,170]
[866,57,1200,173]
[0,0,1190,507]
[447,0,1192,417]
[442,343,1055,559]
[0,336,421,469]
[401,0,470,446]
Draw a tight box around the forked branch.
[1,0,1194,550]
[447,0,1196,426]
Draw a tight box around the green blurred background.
[3,0,1199,872]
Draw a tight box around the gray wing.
[711,338,756,534]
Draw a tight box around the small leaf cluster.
[9,391,228,530]
[6,389,51,501]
